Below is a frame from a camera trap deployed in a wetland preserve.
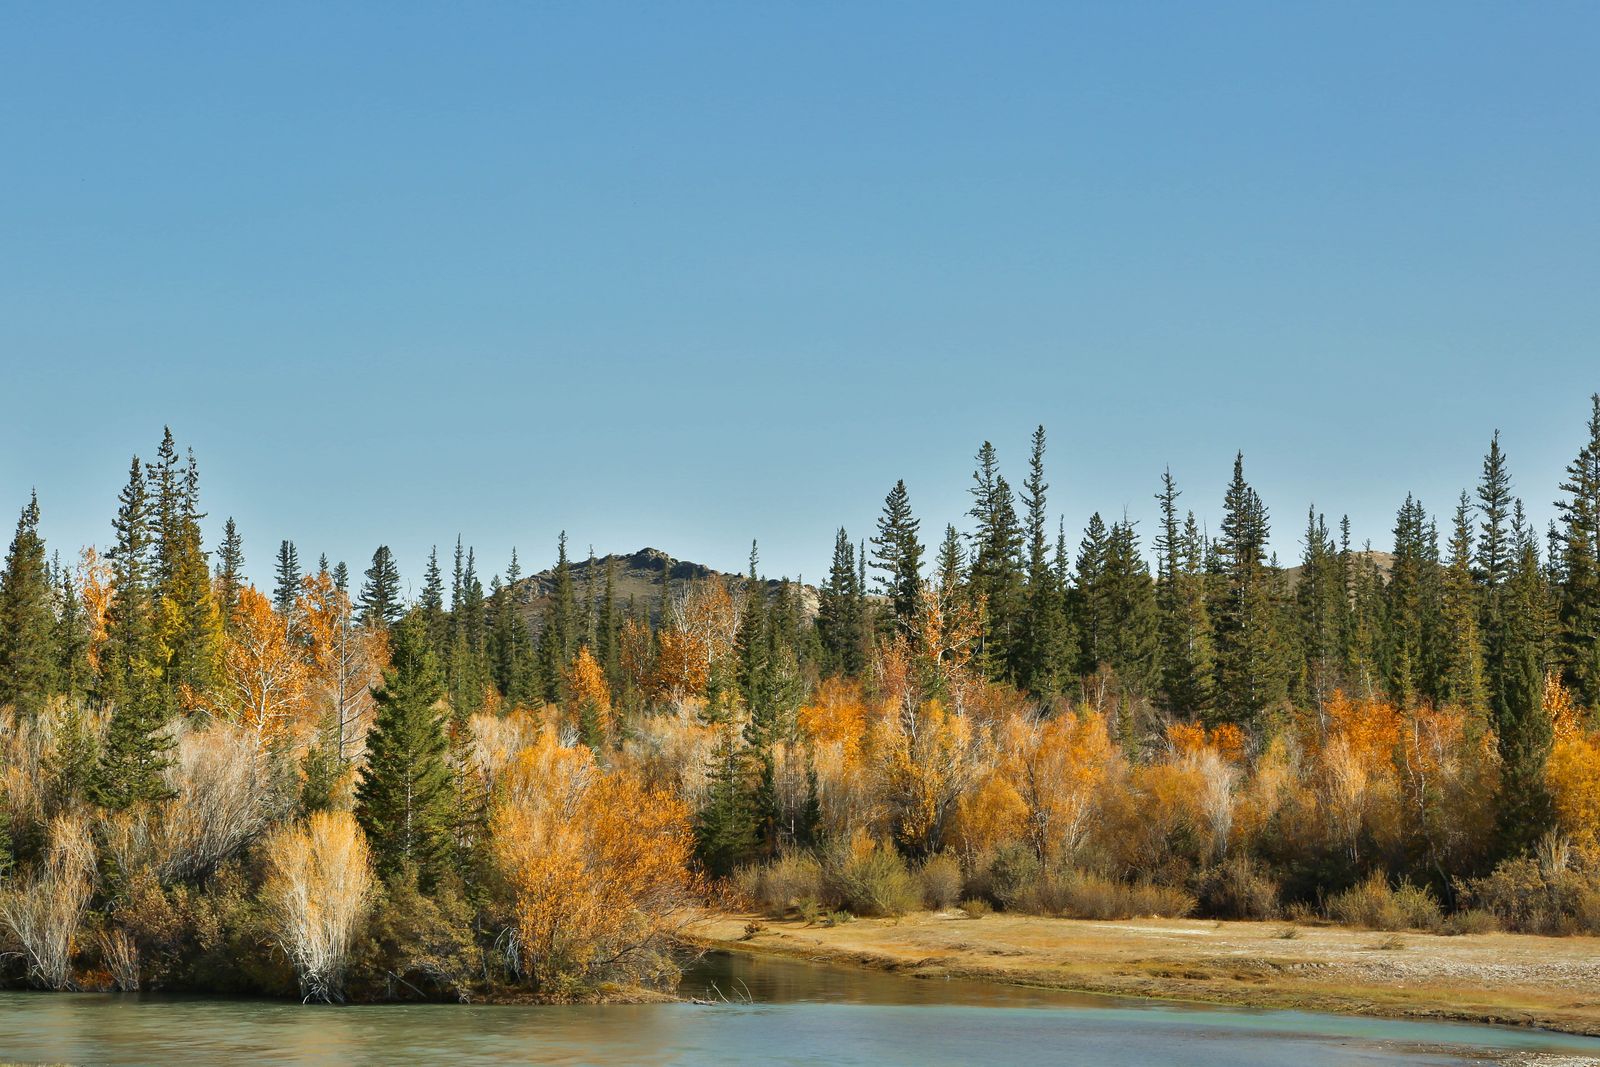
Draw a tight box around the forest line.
[0,399,1598,1001]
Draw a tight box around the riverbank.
[684,910,1600,1038]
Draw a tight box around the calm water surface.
[0,953,1596,1066]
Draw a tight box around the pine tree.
[1072,513,1110,676]
[1556,394,1600,708]
[1385,494,1434,705]
[92,457,174,809]
[818,528,866,675]
[598,556,621,690]
[1489,531,1556,858]
[537,533,578,702]
[159,447,222,698]
[419,546,448,658]
[354,611,454,887]
[1212,453,1287,730]
[870,480,924,639]
[216,517,244,628]
[1294,506,1342,710]
[967,441,1026,680]
[53,555,91,702]
[1439,492,1489,714]
[1155,471,1215,718]
[358,545,403,628]
[1113,518,1161,694]
[1018,426,1072,696]
[490,548,535,705]
[0,492,56,714]
[694,726,759,876]
[273,540,301,614]
[551,531,576,662]
[1477,431,1514,592]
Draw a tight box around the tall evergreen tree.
[159,448,222,697]
[92,457,174,809]
[1018,426,1072,696]
[598,556,621,690]
[215,516,244,628]
[1212,453,1287,729]
[358,545,403,628]
[1102,518,1160,695]
[818,528,866,675]
[273,540,301,614]
[1155,471,1216,718]
[0,492,56,714]
[1556,394,1600,708]
[53,554,91,702]
[967,441,1026,679]
[1439,492,1489,714]
[1294,506,1343,709]
[354,611,454,887]
[419,546,448,658]
[1489,530,1556,858]
[694,726,760,876]
[1072,513,1110,676]
[490,548,535,705]
[1476,431,1514,593]
[870,480,924,638]
[1385,494,1437,705]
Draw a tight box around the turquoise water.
[0,953,1595,1065]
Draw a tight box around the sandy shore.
[684,910,1600,1038]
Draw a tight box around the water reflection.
[0,958,1596,1067]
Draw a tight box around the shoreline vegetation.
[3,406,1600,1008]
[687,910,1600,1037]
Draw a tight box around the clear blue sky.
[3,3,1597,589]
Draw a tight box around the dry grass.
[685,909,1600,1037]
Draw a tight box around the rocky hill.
[506,546,819,627]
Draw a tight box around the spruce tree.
[1168,507,1216,718]
[419,546,448,658]
[1439,493,1489,714]
[215,517,244,627]
[1018,426,1072,696]
[1103,518,1160,696]
[1556,394,1600,708]
[92,457,174,809]
[53,555,91,702]
[490,549,535,704]
[818,528,865,675]
[354,611,454,887]
[1072,513,1110,676]
[273,540,301,614]
[598,556,621,690]
[0,492,56,714]
[870,480,924,638]
[551,532,577,662]
[1489,532,1556,858]
[159,448,222,697]
[1212,453,1287,729]
[1294,506,1342,710]
[694,726,759,876]
[358,545,403,628]
[1476,431,1514,592]
[1385,494,1435,705]
[967,441,1026,679]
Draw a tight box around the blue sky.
[2,3,1597,589]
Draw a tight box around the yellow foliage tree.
[1006,709,1116,865]
[205,586,310,750]
[493,729,695,992]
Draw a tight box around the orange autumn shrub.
[493,729,695,992]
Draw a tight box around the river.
[0,952,1596,1065]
